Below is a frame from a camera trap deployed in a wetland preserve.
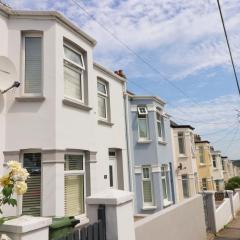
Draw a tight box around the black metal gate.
[54,205,106,240]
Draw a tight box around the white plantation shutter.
[64,154,85,216]
[64,175,84,216]
[22,175,41,216]
[24,37,42,94]
[22,153,41,216]
[64,64,82,100]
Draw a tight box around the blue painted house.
[126,93,176,214]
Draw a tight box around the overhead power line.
[216,0,240,96]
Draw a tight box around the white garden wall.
[215,198,232,232]
[233,193,240,215]
[135,195,207,240]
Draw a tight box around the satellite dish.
[0,56,20,94]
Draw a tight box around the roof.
[93,62,126,83]
[170,121,195,130]
[195,140,210,144]
[128,93,166,106]
[0,3,97,47]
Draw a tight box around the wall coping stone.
[86,189,134,206]
[0,216,52,234]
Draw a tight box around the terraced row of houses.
[0,3,239,222]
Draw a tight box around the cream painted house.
[210,147,224,191]
[0,3,130,219]
[171,122,199,202]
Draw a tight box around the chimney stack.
[114,69,126,79]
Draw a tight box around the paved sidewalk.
[214,212,240,240]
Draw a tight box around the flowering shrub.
[0,161,29,224]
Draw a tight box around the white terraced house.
[0,3,130,219]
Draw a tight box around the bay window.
[23,33,42,94]
[97,80,109,120]
[178,132,185,155]
[64,44,85,101]
[156,112,165,141]
[161,165,170,205]
[137,106,149,140]
[142,166,153,206]
[64,154,85,216]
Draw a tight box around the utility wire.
[70,0,211,107]
[216,0,240,96]
[70,0,238,126]
[224,125,239,153]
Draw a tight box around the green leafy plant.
[0,161,29,224]
[225,176,240,191]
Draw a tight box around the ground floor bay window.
[64,154,85,216]
[142,166,154,207]
[161,165,171,206]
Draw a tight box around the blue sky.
[4,0,240,159]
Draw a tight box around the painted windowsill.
[163,200,173,207]
[63,97,92,111]
[199,163,206,167]
[137,139,152,144]
[158,140,167,145]
[15,96,45,102]
[142,206,157,210]
[98,119,114,127]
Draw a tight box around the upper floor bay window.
[64,154,85,216]
[23,33,42,94]
[212,156,217,168]
[97,80,109,120]
[64,43,85,101]
[199,146,205,164]
[137,106,149,140]
[178,132,185,155]
[156,112,165,141]
[142,166,154,206]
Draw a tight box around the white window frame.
[64,152,86,217]
[142,166,154,206]
[137,106,148,116]
[137,109,149,141]
[22,32,43,97]
[63,43,85,103]
[202,178,207,191]
[97,80,109,121]
[156,112,165,141]
[178,132,186,155]
[199,146,205,164]
[161,165,170,205]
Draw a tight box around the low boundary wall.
[135,195,207,240]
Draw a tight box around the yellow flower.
[7,161,21,172]
[0,174,11,187]
[13,181,27,195]
[11,168,29,182]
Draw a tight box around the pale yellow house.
[195,135,215,191]
[171,123,199,202]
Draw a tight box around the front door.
[109,151,118,189]
[22,153,41,216]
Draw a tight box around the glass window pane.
[64,46,83,67]
[64,155,83,171]
[64,65,82,100]
[97,82,107,95]
[162,177,168,200]
[178,132,185,154]
[157,121,162,138]
[138,118,148,139]
[65,175,84,216]
[143,168,150,179]
[109,165,113,187]
[25,37,42,94]
[98,96,107,118]
[143,181,152,203]
[182,175,189,198]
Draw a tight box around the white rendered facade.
[0,4,129,218]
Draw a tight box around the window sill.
[15,96,45,102]
[137,140,152,144]
[98,119,114,127]
[199,163,206,167]
[63,98,92,111]
[158,140,167,145]
[142,206,157,211]
[163,200,173,207]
